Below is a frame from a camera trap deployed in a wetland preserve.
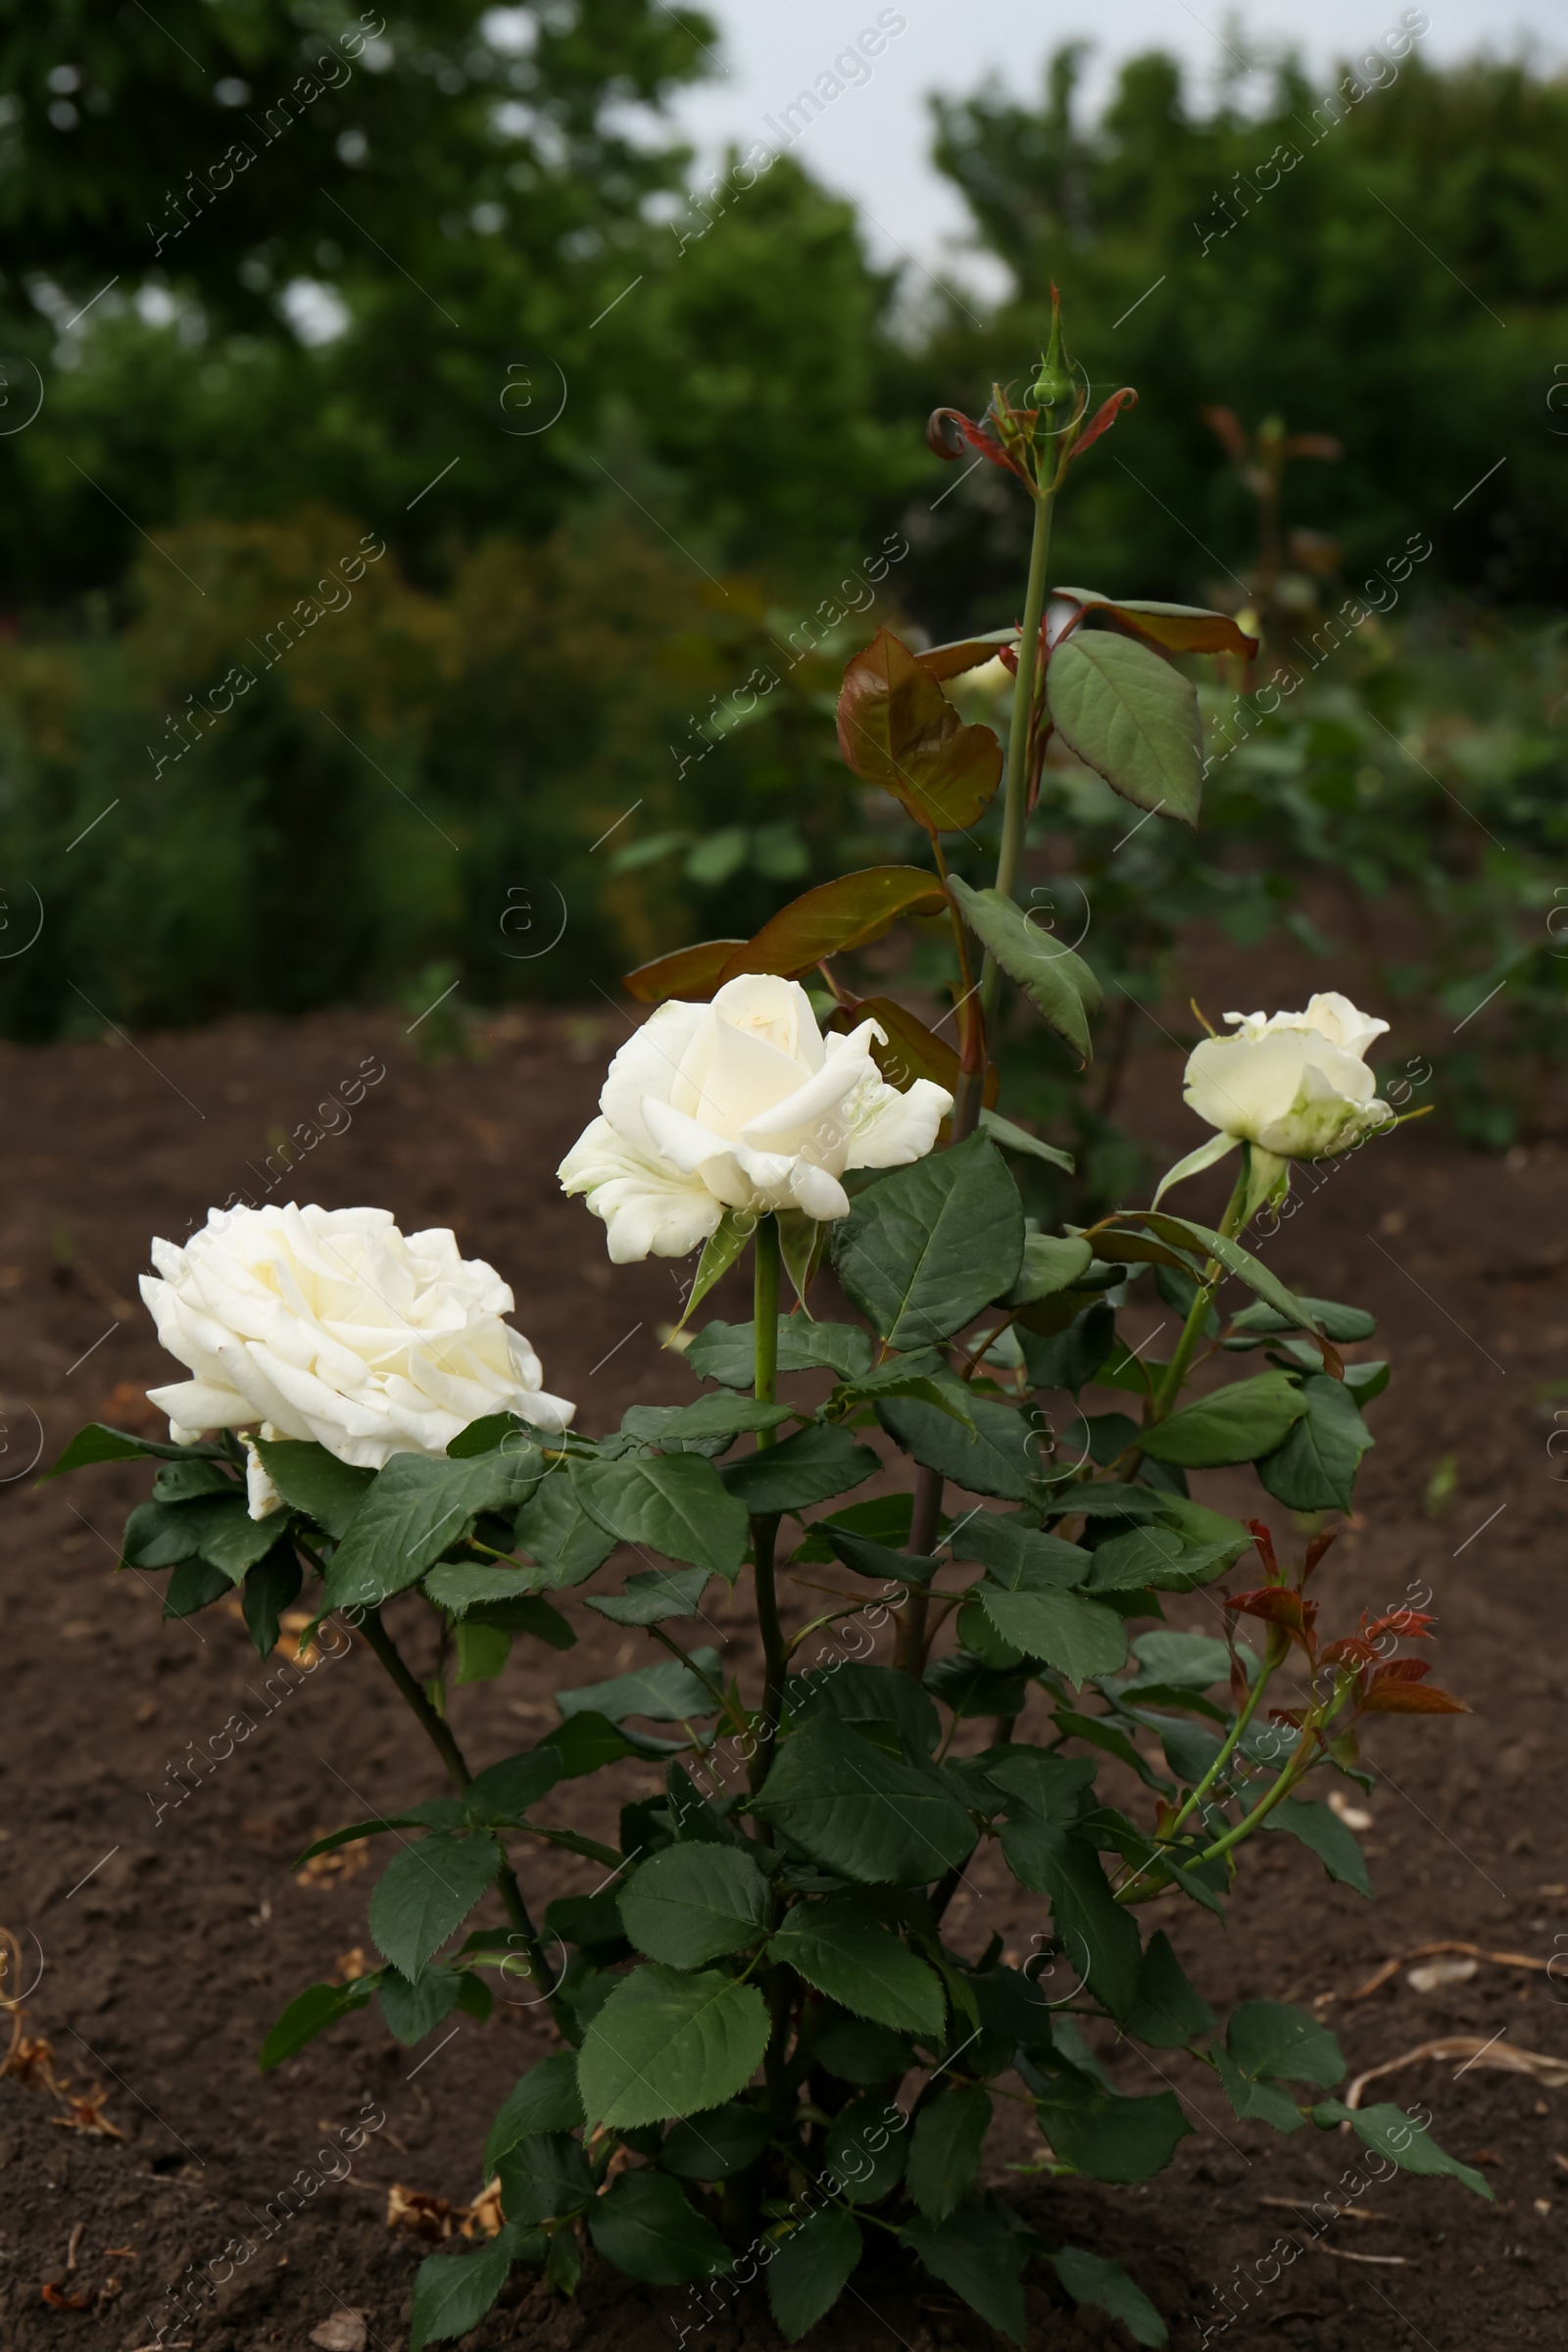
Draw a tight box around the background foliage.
[0,2,1564,1150]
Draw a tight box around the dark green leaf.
[878,1383,1041,1500]
[240,1548,302,1655]
[681,1208,755,1326]
[982,1746,1098,1824]
[151,1459,235,1500]
[484,2053,586,2174]
[822,2090,907,2204]
[324,1453,543,1610]
[571,1452,750,1578]
[904,2207,1027,2346]
[1228,1296,1376,1344]
[422,1558,557,1611]
[622,1396,794,1447]
[954,1514,1089,1585]
[588,2168,735,2285]
[258,1975,374,2072]
[1046,628,1201,824]
[1254,1374,1373,1512]
[378,1965,466,2047]
[1020,1300,1119,1394]
[978,1107,1075,1172]
[122,1497,203,1569]
[1034,2066,1192,2181]
[368,1832,502,1980]
[42,1422,224,1481]
[1311,2100,1494,2200]
[821,1525,941,1586]
[661,2100,773,2180]
[618,1844,769,1967]
[513,1468,619,1584]
[557,1649,722,1727]
[583,1565,712,1626]
[446,1412,531,1458]
[768,1896,946,2038]
[409,2225,538,2352]
[496,2131,595,2225]
[1124,1931,1216,2049]
[1226,2000,1345,2086]
[1264,1796,1373,1896]
[977,1585,1127,1685]
[1000,1820,1142,2016]
[1086,1516,1248,1593]
[924,1651,1031,1721]
[947,874,1103,1061]
[253,1438,379,1539]
[1140,1372,1306,1468]
[465,1749,562,1826]
[687,1316,873,1388]
[163,1556,231,1618]
[720,1422,878,1515]
[1051,2248,1168,2347]
[576,1965,769,2128]
[907,2082,992,2221]
[832,1134,1024,1351]
[814,2012,917,2084]
[1008,1232,1095,1305]
[786,1663,940,1758]
[749,1718,977,1886]
[765,2203,862,2342]
[541,1710,635,1777]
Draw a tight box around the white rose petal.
[1157,992,1393,1203]
[560,972,954,1261]
[141,1202,574,1468]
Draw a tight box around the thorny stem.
[894,1465,945,1674]
[355,1602,562,2025]
[749,1216,787,1794]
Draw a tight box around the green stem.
[1155,1647,1278,1847]
[894,1464,944,1674]
[356,1603,562,2026]
[1193,1737,1320,1867]
[749,1217,787,1793]
[1148,1152,1252,1424]
[978,471,1056,1041]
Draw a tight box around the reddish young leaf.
[831,995,998,1105]
[1283,433,1343,462]
[1359,1677,1469,1716]
[720,868,947,984]
[916,629,1020,682]
[926,407,1029,484]
[1366,1656,1433,1684]
[1246,1520,1280,1581]
[1302,1528,1340,1581]
[1069,387,1137,462]
[1230,1586,1312,1641]
[1054,587,1258,661]
[1319,1636,1380,1670]
[1202,405,1249,461]
[622,938,745,1004]
[836,629,1004,833]
[1361,1608,1435,1643]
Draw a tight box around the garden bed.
[1,1005,1564,2352]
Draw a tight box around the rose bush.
[559,971,951,1259]
[141,1203,573,1500]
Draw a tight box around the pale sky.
[665,2,1567,289]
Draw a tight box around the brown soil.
[0,1005,1564,2352]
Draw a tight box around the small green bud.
[1029,283,1074,413]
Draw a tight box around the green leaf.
[719,1423,878,1515]
[258,1974,375,2071]
[570,1452,750,1578]
[836,627,1003,833]
[622,1395,795,1448]
[660,2100,773,2180]
[787,1661,941,1757]
[423,1558,557,1612]
[540,1710,635,1777]
[557,1649,722,1727]
[588,2168,735,2285]
[904,2207,1027,2346]
[823,2089,907,2203]
[1102,1213,1339,1368]
[617,1844,770,1967]
[323,1453,544,1611]
[1046,628,1201,824]
[767,1896,946,2037]
[409,2226,538,2352]
[1311,2100,1494,2200]
[907,2082,992,2221]
[820,1525,942,1587]
[1123,1931,1216,2050]
[378,1965,466,2047]
[1254,1374,1373,1511]
[947,873,1103,1062]
[1226,2000,1346,2086]
[1034,2066,1192,2181]
[513,1470,618,1584]
[999,1821,1142,2016]
[1139,1372,1306,1468]
[878,1383,1041,1500]
[292,1804,465,1866]
[977,1107,1075,1172]
[583,1565,712,1626]
[1264,1796,1373,1897]
[832,1134,1024,1351]
[687,1316,873,1388]
[453,1622,511,1683]
[814,2012,918,2084]
[748,1718,977,1886]
[576,1965,769,2129]
[979,1583,1127,1684]
[368,1832,502,1980]
[122,1497,204,1569]
[163,1556,231,1618]
[465,1748,562,1826]
[253,1438,378,1538]
[1228,1295,1376,1344]
[766,2204,862,2342]
[1008,1232,1095,1305]
[981,1746,1098,1825]
[42,1422,225,1480]
[1051,2248,1168,2347]
[240,1548,302,1656]
[484,2053,586,2173]
[446,1411,532,1458]
[188,1496,285,1584]
[496,2132,594,2226]
[1086,1519,1247,1593]
[680,1207,755,1327]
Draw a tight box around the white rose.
[141,1203,574,1503]
[558,972,953,1262]
[1156,992,1394,1202]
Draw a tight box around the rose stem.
[355,1601,561,2023]
[748,1214,787,1793]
